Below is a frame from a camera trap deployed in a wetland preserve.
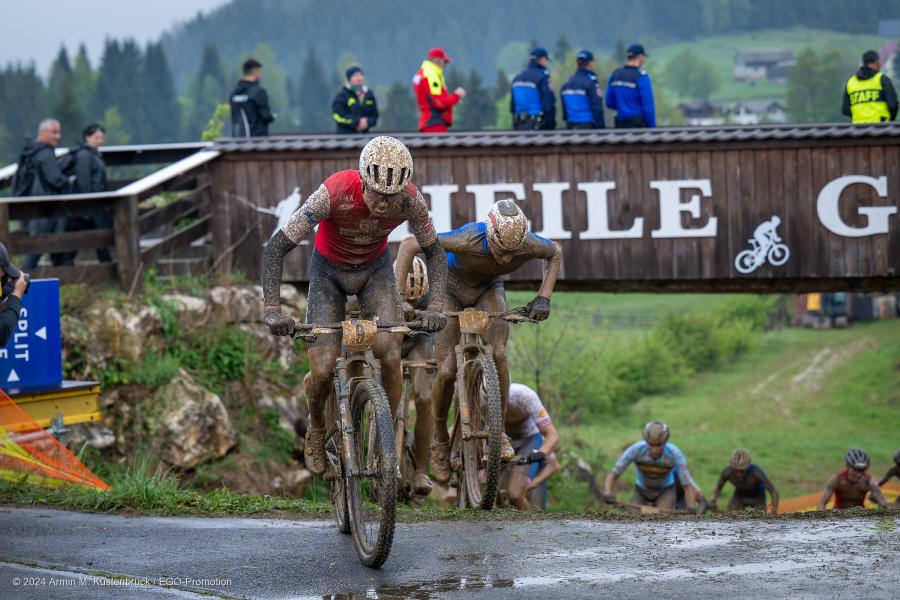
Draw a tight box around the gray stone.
[66,422,116,451]
[208,285,265,323]
[83,302,162,363]
[150,369,236,469]
[271,468,312,498]
[160,293,210,333]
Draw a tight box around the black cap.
[862,50,879,65]
[627,43,647,58]
[531,47,549,60]
[0,243,21,279]
[576,49,594,62]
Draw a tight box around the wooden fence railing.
[0,146,220,289]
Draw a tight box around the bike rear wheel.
[462,353,503,510]
[346,379,397,568]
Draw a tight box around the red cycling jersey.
[281,170,436,266]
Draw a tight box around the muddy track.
[0,507,896,599]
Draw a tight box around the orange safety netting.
[0,389,110,491]
[779,482,900,513]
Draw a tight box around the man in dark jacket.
[17,119,72,268]
[332,66,378,134]
[67,123,111,262]
[230,58,275,137]
[510,47,556,130]
[842,50,898,123]
[561,50,605,129]
[0,242,28,347]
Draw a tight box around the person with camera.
[0,243,28,346]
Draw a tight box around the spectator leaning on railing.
[14,118,73,269]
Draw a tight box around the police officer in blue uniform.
[511,47,556,130]
[561,50,605,129]
[605,44,656,128]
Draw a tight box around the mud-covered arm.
[406,190,446,312]
[817,474,837,510]
[710,469,729,502]
[758,468,779,509]
[868,477,889,507]
[395,236,422,298]
[537,240,562,299]
[529,453,559,491]
[878,466,897,487]
[261,185,330,311]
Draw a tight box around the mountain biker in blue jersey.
[602,421,704,510]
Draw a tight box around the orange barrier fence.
[0,390,110,491]
[779,482,899,513]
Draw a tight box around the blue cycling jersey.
[611,441,696,491]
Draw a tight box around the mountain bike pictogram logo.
[734,215,790,274]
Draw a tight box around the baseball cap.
[627,44,647,58]
[427,48,452,62]
[0,243,21,279]
[531,47,550,60]
[576,49,594,62]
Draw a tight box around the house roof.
[734,48,794,64]
[212,123,900,153]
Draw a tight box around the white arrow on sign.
[7,369,19,383]
[36,326,47,340]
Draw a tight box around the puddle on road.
[324,575,514,599]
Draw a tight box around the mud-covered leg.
[408,340,435,494]
[430,293,461,484]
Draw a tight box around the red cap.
[427,47,452,62]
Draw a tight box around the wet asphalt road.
[0,507,897,599]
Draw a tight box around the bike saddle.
[0,243,21,279]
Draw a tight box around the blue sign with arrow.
[0,278,62,391]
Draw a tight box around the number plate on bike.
[458,309,489,335]
[342,319,378,351]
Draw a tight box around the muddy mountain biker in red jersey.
[261,136,448,476]
[395,200,562,483]
[817,449,888,510]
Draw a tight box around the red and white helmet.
[485,200,527,251]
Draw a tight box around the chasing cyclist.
[500,382,560,510]
[395,255,438,496]
[261,136,448,476]
[395,199,562,483]
[878,449,900,487]
[603,421,704,511]
[709,448,779,513]
[817,448,889,510]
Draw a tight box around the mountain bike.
[294,316,422,568]
[445,307,536,510]
[395,356,436,504]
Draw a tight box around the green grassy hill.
[512,292,900,512]
[648,27,889,103]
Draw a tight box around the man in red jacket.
[413,48,466,133]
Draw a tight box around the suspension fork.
[334,356,357,477]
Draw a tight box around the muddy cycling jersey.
[281,169,436,266]
[718,465,772,500]
[506,383,552,440]
[437,222,558,289]
[612,441,696,493]
[824,469,885,509]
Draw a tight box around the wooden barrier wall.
[209,130,900,292]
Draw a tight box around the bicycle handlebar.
[415,306,538,324]
[293,320,425,336]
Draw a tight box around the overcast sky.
[1,0,228,75]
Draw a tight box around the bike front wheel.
[346,379,397,568]
[462,354,503,510]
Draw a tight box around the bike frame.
[330,351,382,482]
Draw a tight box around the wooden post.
[114,195,140,290]
[209,162,233,281]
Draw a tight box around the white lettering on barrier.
[650,179,718,238]
[533,183,572,240]
[816,175,897,237]
[578,182,644,239]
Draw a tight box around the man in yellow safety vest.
[842,50,898,123]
